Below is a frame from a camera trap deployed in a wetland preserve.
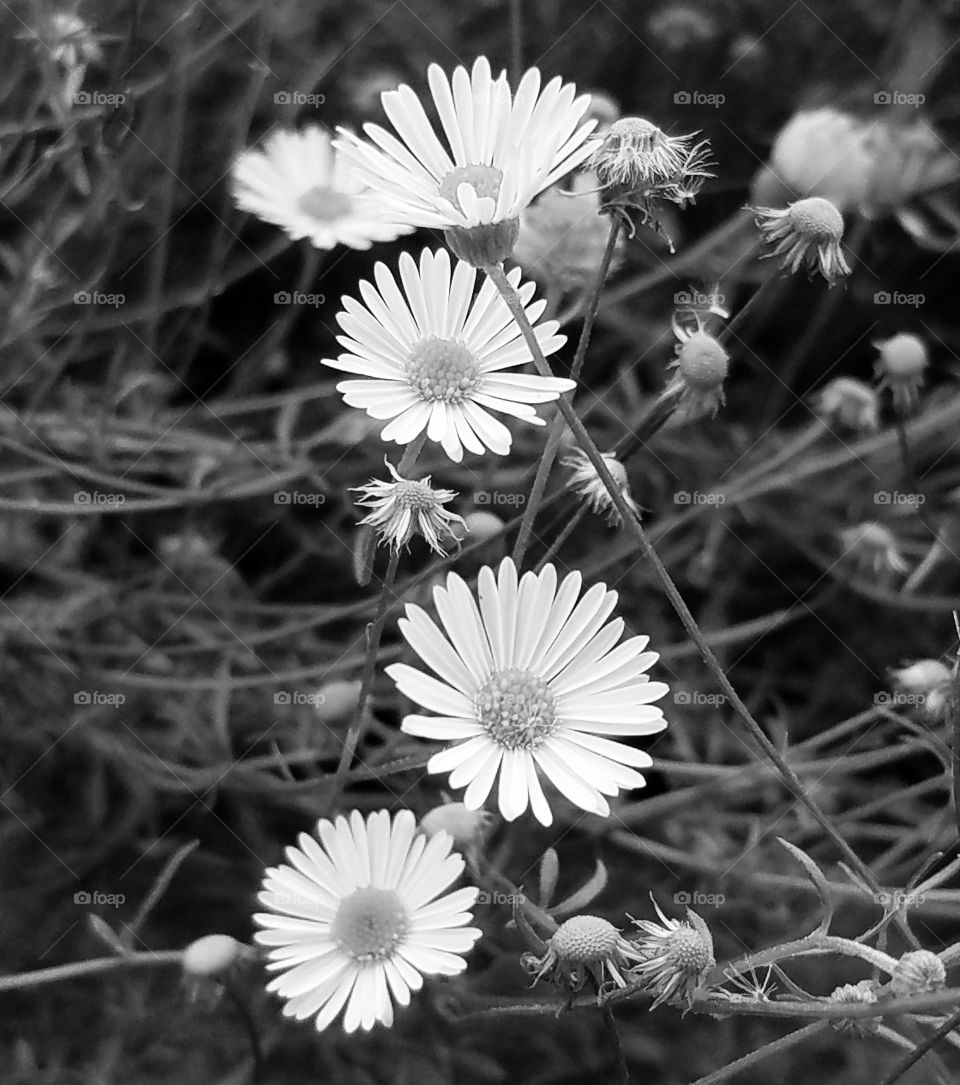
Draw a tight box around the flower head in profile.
[628,899,715,1010]
[589,117,713,244]
[231,128,413,250]
[753,197,851,287]
[839,522,908,580]
[323,248,572,463]
[386,557,669,826]
[874,333,928,414]
[352,460,465,556]
[254,809,481,1033]
[561,448,638,527]
[814,376,879,434]
[524,915,644,997]
[665,311,729,420]
[335,57,598,266]
[891,658,953,721]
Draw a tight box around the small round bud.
[815,377,879,434]
[182,934,243,978]
[313,679,361,723]
[874,334,927,414]
[667,317,729,420]
[456,510,504,543]
[889,949,946,997]
[420,802,490,849]
[550,915,621,964]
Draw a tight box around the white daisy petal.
[254,810,479,1032]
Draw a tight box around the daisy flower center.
[476,668,557,750]
[405,336,482,404]
[438,163,504,213]
[297,185,353,222]
[331,886,409,963]
[394,478,441,511]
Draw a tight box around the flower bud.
[444,219,520,268]
[313,679,361,724]
[420,802,490,850]
[889,949,946,997]
[182,934,243,979]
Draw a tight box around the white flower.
[254,809,482,1033]
[323,248,573,463]
[230,128,413,250]
[352,460,465,555]
[334,57,597,232]
[386,557,668,826]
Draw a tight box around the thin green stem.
[512,218,621,567]
[483,261,896,913]
[688,1021,828,1085]
[0,951,183,992]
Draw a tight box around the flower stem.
[688,1021,828,1085]
[483,260,894,912]
[324,436,424,813]
[0,951,183,992]
[512,218,622,567]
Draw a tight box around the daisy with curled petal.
[386,556,669,826]
[752,196,851,287]
[628,899,715,1010]
[334,57,598,265]
[230,128,414,250]
[322,248,573,463]
[352,460,466,556]
[254,809,482,1033]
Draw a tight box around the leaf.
[551,858,608,919]
[778,837,833,935]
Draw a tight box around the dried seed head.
[889,950,946,997]
[830,979,880,1035]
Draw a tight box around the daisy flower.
[322,248,573,463]
[386,557,669,826]
[230,128,413,250]
[752,196,851,287]
[352,460,465,556]
[254,809,482,1033]
[335,57,598,265]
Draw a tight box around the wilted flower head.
[352,460,465,556]
[874,333,928,414]
[628,901,715,1010]
[524,915,644,995]
[889,950,946,998]
[665,312,729,420]
[335,57,598,266]
[753,197,851,286]
[231,128,413,250]
[830,979,880,1035]
[514,171,623,295]
[814,376,879,434]
[588,117,713,244]
[561,448,638,527]
[839,522,908,579]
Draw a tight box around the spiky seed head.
[550,915,621,964]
